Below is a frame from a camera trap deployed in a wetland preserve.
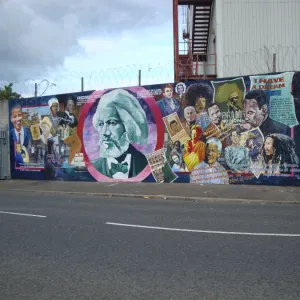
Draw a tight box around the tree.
[0,83,21,100]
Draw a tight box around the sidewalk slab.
[0,180,299,203]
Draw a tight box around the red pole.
[173,0,179,82]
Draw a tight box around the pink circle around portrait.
[78,87,164,182]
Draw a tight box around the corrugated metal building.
[174,0,300,81]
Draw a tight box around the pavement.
[0,179,300,203]
[1,191,300,300]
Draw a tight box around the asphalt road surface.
[1,191,300,300]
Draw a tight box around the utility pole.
[138,70,141,86]
[81,77,84,92]
[34,83,37,97]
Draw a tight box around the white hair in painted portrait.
[206,137,222,153]
[184,106,196,114]
[92,89,149,158]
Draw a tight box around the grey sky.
[0,0,172,82]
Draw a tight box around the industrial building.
[173,0,300,81]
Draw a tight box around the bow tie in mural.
[110,162,129,175]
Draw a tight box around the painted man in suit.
[157,84,184,119]
[241,89,289,137]
[10,104,32,165]
[92,89,149,179]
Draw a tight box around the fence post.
[138,70,141,86]
[81,77,84,92]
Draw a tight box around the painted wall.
[8,71,300,186]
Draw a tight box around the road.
[0,191,300,300]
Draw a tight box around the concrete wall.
[0,100,10,179]
[7,72,300,186]
[0,100,8,127]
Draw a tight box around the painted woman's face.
[50,103,58,115]
[195,97,206,113]
[178,85,184,94]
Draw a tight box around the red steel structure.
[173,0,216,82]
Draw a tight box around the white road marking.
[0,211,47,218]
[107,183,119,187]
[106,222,300,237]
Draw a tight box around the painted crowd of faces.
[166,75,300,184]
[9,95,82,179]
[9,71,300,185]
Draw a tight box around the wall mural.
[8,71,300,186]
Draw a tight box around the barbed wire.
[0,62,175,97]
[1,44,299,98]
[219,44,300,77]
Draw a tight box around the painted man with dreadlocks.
[263,133,299,175]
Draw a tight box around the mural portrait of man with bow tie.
[91,89,149,180]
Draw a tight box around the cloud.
[0,0,172,82]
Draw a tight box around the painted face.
[163,87,173,99]
[10,107,22,131]
[195,97,206,113]
[191,129,199,141]
[178,85,184,94]
[96,107,129,158]
[171,122,180,133]
[264,137,274,156]
[248,139,254,148]
[239,134,248,147]
[51,103,59,116]
[229,91,239,105]
[66,99,75,114]
[208,105,222,125]
[243,99,265,128]
[184,107,196,123]
[174,142,180,151]
[172,155,180,164]
[206,143,219,165]
[231,131,239,146]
